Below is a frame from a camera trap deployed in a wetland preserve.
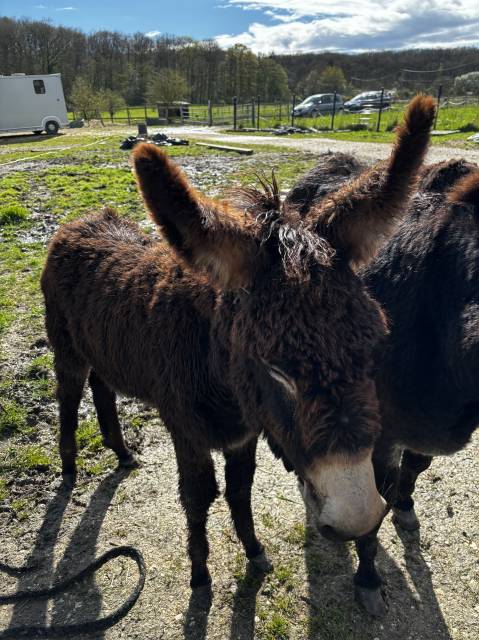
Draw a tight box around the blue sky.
[0,1,262,40]
[1,1,479,53]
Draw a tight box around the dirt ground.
[0,129,478,640]
[0,410,477,640]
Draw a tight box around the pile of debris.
[120,131,189,150]
[271,125,318,135]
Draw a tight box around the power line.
[402,61,477,73]
[351,60,478,82]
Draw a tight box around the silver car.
[292,93,344,117]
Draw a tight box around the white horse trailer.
[0,73,69,135]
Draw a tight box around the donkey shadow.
[183,560,269,640]
[1,469,130,640]
[304,507,452,640]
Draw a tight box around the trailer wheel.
[45,120,59,135]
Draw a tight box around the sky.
[2,0,479,54]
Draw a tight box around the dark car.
[344,91,392,112]
[292,93,344,117]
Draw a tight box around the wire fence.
[70,89,479,133]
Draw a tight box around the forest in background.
[1,16,479,106]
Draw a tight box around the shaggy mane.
[231,172,335,281]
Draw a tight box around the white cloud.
[56,6,77,10]
[145,30,161,38]
[33,4,47,8]
[216,1,479,52]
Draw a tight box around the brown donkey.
[41,96,434,594]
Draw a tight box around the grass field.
[69,101,479,139]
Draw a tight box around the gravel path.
[164,125,479,165]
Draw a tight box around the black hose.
[0,545,146,638]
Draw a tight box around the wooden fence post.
[251,97,256,128]
[127,107,131,125]
[257,95,260,130]
[291,94,296,127]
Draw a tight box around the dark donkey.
[286,149,479,614]
[41,96,434,594]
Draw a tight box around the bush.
[0,204,28,226]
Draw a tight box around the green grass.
[77,419,103,453]
[0,204,29,226]
[0,444,52,473]
[0,240,46,336]
[11,497,31,521]
[260,612,290,640]
[0,399,28,439]
[0,478,8,501]
[75,419,116,476]
[284,522,306,547]
[27,353,54,379]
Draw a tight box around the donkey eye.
[262,360,297,396]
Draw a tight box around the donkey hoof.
[249,550,273,573]
[392,507,420,531]
[355,585,387,617]
[118,453,139,469]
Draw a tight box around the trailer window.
[33,80,46,94]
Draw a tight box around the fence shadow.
[2,469,130,640]
[304,507,453,640]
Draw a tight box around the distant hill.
[275,49,479,95]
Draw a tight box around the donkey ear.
[314,95,436,267]
[133,143,260,289]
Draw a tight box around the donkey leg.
[392,450,433,531]
[224,438,271,571]
[56,359,89,483]
[88,370,136,468]
[354,531,386,617]
[173,438,219,588]
[354,451,399,617]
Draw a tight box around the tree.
[98,89,126,120]
[146,69,189,105]
[69,77,99,119]
[258,58,290,101]
[303,65,347,95]
[453,71,479,95]
[220,44,258,101]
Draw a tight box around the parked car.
[292,93,344,117]
[344,91,392,112]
